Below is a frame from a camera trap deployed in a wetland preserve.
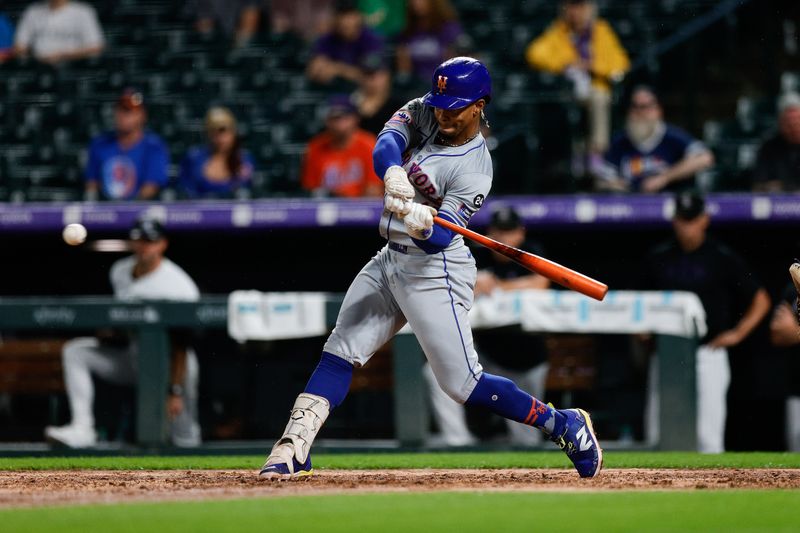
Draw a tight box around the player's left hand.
[404,203,437,240]
[167,394,184,420]
[706,328,743,349]
[384,193,412,217]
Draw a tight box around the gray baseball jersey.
[110,256,200,302]
[323,98,493,403]
[378,98,493,250]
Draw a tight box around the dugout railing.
[0,291,703,451]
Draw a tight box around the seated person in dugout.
[45,218,202,448]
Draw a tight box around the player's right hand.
[404,203,437,240]
[384,165,415,200]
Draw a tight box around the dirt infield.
[1,469,799,508]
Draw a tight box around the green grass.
[2,490,799,533]
[1,451,800,471]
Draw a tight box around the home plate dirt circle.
[2,469,799,508]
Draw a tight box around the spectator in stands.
[359,0,405,40]
[45,218,202,449]
[270,0,334,42]
[0,12,14,62]
[307,0,387,88]
[768,279,800,451]
[396,0,464,84]
[752,92,800,192]
[194,0,261,47]
[641,191,771,453]
[526,0,629,172]
[301,94,382,197]
[85,89,169,201]
[355,68,404,135]
[596,86,715,193]
[425,206,552,447]
[14,0,104,64]
[179,107,254,199]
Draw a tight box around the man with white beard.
[595,85,714,193]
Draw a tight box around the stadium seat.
[0,0,776,199]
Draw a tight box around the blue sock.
[303,352,354,409]
[466,373,566,437]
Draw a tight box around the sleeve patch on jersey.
[473,194,485,208]
[388,110,413,125]
[457,203,476,222]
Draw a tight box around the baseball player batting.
[259,57,602,479]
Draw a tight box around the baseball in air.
[62,223,87,246]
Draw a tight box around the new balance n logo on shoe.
[576,426,593,452]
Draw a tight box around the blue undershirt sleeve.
[373,130,407,180]
[411,210,456,254]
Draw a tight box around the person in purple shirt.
[179,107,254,199]
[396,0,464,83]
[85,89,169,201]
[596,86,714,193]
[307,0,387,86]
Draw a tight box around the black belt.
[388,241,409,254]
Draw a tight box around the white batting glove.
[384,193,412,217]
[384,165,415,200]
[404,203,437,240]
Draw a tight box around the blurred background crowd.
[2,0,800,454]
[0,0,798,202]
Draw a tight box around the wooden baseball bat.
[434,216,608,301]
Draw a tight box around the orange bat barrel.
[433,216,608,301]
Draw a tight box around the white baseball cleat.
[258,393,329,479]
[259,443,314,479]
[44,424,98,448]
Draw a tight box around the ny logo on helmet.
[437,75,448,94]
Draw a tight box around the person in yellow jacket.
[526,0,630,171]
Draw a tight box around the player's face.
[488,226,525,249]
[672,214,709,252]
[115,107,146,136]
[434,101,482,139]
[131,238,167,264]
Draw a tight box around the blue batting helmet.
[422,56,492,110]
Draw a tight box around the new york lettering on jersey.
[378,98,492,248]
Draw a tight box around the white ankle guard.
[273,393,330,464]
